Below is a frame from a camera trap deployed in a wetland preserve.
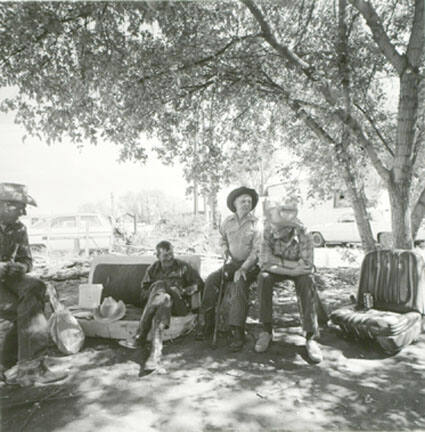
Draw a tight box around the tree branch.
[0,9,93,67]
[347,0,407,74]
[240,0,312,73]
[137,33,262,84]
[406,0,425,69]
[241,0,391,183]
[333,107,390,182]
[257,70,337,147]
[353,101,394,157]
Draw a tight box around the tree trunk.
[193,180,198,215]
[208,190,218,229]
[389,66,421,248]
[388,178,413,249]
[336,139,376,252]
[411,186,425,238]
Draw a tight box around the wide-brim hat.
[93,297,126,322]
[0,183,37,206]
[227,186,259,213]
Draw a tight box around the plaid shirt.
[219,213,260,270]
[0,221,33,272]
[260,221,314,268]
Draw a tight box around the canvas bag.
[47,283,85,355]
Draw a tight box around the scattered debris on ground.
[2,250,425,431]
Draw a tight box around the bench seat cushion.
[330,306,421,354]
[75,305,196,342]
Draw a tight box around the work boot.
[228,326,244,352]
[254,331,272,353]
[305,338,323,363]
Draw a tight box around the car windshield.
[32,218,50,229]
[32,216,77,229]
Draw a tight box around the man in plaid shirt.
[255,199,327,363]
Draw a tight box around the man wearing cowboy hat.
[255,199,328,363]
[0,183,67,385]
[197,186,261,351]
[126,240,204,371]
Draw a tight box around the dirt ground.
[2,262,425,432]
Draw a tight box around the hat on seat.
[93,297,126,322]
[0,183,37,206]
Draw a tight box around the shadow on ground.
[2,267,425,432]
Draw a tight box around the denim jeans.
[200,260,259,328]
[257,271,328,339]
[137,280,190,341]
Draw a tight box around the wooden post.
[85,221,90,257]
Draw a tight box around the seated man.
[126,240,204,371]
[255,200,328,363]
[197,186,260,352]
[0,183,67,385]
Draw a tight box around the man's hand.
[180,284,198,296]
[222,249,230,261]
[168,286,182,297]
[0,262,8,279]
[6,262,27,278]
[234,268,247,282]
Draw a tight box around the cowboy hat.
[265,198,298,213]
[226,186,259,213]
[0,183,37,206]
[93,297,126,322]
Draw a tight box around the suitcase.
[330,306,422,354]
[357,250,425,314]
[330,250,425,354]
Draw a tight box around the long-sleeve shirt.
[0,221,33,272]
[260,221,314,269]
[140,258,204,307]
[219,213,260,270]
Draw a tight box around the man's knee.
[295,274,314,289]
[20,276,46,300]
[202,271,221,302]
[154,292,171,308]
[257,271,274,285]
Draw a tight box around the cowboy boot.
[144,320,164,371]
